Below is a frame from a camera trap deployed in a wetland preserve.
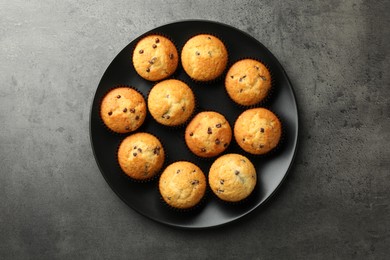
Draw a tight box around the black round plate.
[90,20,299,229]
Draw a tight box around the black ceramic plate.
[90,20,299,228]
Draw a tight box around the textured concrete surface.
[1,0,389,259]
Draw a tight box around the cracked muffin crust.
[209,153,256,202]
[234,108,281,155]
[118,132,165,180]
[148,79,195,126]
[181,34,228,81]
[100,87,146,133]
[132,35,178,81]
[159,161,206,209]
[185,111,232,158]
[225,59,271,106]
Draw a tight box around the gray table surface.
[1,0,389,259]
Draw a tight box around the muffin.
[225,59,271,106]
[100,87,147,133]
[181,34,228,81]
[132,35,178,81]
[185,111,232,158]
[148,79,195,126]
[209,153,256,202]
[117,132,165,181]
[159,161,206,209]
[234,108,282,155]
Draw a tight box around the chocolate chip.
[167,196,171,200]
[241,159,246,163]
[133,146,137,149]
[176,170,180,174]
[130,108,135,113]
[207,36,211,40]
[235,170,240,175]
[135,115,140,120]
[230,75,234,79]
[217,189,224,193]
[201,148,206,152]
[133,153,137,157]
[117,95,121,98]
[216,123,221,128]
[260,144,264,148]
[153,147,161,155]
[195,51,200,56]
[138,148,142,153]
[255,66,259,70]
[239,89,243,93]
[215,139,220,145]
[192,170,196,173]
[191,180,199,185]
[239,75,246,82]
[123,108,127,112]
[146,68,150,72]
[220,179,224,185]
[181,106,185,111]
[224,143,228,147]
[260,76,267,81]
[155,38,159,43]
[152,44,157,48]
[242,138,246,142]
[189,132,193,136]
[108,111,112,116]
[260,128,264,133]
[207,127,212,134]
[125,126,130,130]
[149,60,154,64]
[169,53,174,59]
[139,49,144,54]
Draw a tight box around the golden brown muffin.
[181,34,228,81]
[148,79,195,126]
[225,59,271,106]
[159,161,206,209]
[185,111,232,158]
[234,108,281,155]
[100,87,146,133]
[209,153,256,202]
[117,132,165,180]
[132,35,178,81]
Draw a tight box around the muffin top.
[209,153,256,202]
[132,35,178,81]
[185,111,232,158]
[159,161,206,209]
[225,59,271,106]
[100,87,146,133]
[234,108,281,155]
[148,79,195,126]
[118,132,165,180]
[181,34,228,81]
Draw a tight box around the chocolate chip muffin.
[132,35,178,81]
[225,59,271,106]
[234,108,282,155]
[100,87,146,133]
[148,79,195,126]
[117,132,165,181]
[181,34,228,81]
[209,153,256,202]
[159,161,206,209]
[185,111,232,158]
